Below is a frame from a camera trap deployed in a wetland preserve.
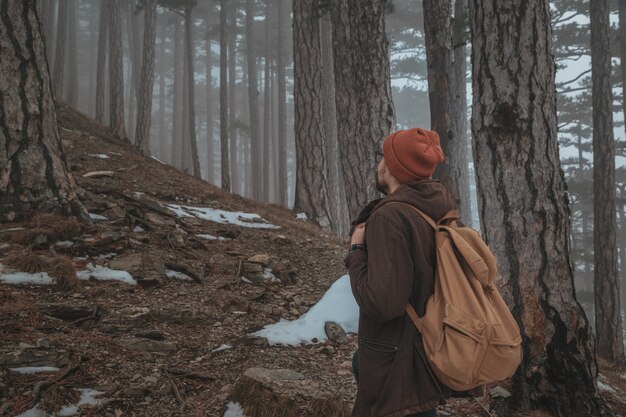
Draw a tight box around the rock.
[271,260,298,285]
[324,322,347,344]
[36,338,51,348]
[109,253,166,286]
[83,170,115,178]
[247,254,271,266]
[490,386,512,398]
[134,330,166,341]
[232,367,350,417]
[122,339,177,352]
[145,212,176,227]
[18,342,36,349]
[38,304,96,321]
[240,261,266,284]
[101,206,126,220]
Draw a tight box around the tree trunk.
[65,0,78,107]
[220,0,230,191]
[470,0,615,415]
[87,1,98,117]
[320,8,349,237]
[293,0,332,229]
[276,0,288,207]
[246,0,262,199]
[126,2,142,144]
[135,0,157,156]
[591,0,625,363]
[331,0,395,222]
[0,0,86,221]
[43,0,57,65]
[108,0,127,141]
[228,1,239,194]
[171,17,183,169]
[95,0,108,124]
[157,21,166,160]
[262,2,272,202]
[205,12,214,184]
[51,0,66,99]
[449,0,472,225]
[184,5,201,178]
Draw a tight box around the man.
[346,127,456,417]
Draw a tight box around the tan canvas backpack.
[398,203,522,392]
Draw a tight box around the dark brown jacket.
[345,180,456,417]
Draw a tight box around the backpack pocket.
[475,332,522,385]
[429,304,485,388]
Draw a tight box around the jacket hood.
[374,180,457,222]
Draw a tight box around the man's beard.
[375,171,389,195]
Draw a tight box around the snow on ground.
[296,212,308,221]
[166,204,280,229]
[89,153,110,159]
[166,269,193,281]
[0,264,54,285]
[88,213,108,221]
[253,275,359,345]
[598,374,620,396]
[9,366,60,374]
[196,233,228,241]
[211,344,233,353]
[223,402,248,417]
[15,388,105,417]
[77,263,136,285]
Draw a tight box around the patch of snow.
[133,226,145,233]
[166,270,193,281]
[263,268,279,283]
[55,240,74,248]
[212,344,233,353]
[88,213,108,221]
[223,402,248,417]
[240,276,253,284]
[15,408,46,417]
[151,156,166,165]
[597,380,618,395]
[98,253,117,260]
[77,263,136,285]
[253,275,359,345]
[0,264,54,285]
[166,204,280,229]
[10,366,60,374]
[89,153,110,159]
[196,233,227,241]
[296,212,308,220]
[1,227,25,232]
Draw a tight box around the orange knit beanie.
[382,128,444,183]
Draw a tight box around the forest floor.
[0,104,625,417]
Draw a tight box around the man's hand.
[351,222,366,245]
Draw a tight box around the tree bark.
[449,0,472,225]
[228,1,239,194]
[262,1,272,202]
[184,5,201,178]
[470,0,615,415]
[135,0,157,156]
[0,0,86,221]
[157,21,166,160]
[205,11,214,184]
[276,0,288,206]
[320,7,349,237]
[43,0,57,65]
[107,0,127,141]
[171,17,183,169]
[65,0,78,107]
[331,0,395,222]
[246,0,262,199]
[219,0,230,191]
[95,0,108,124]
[292,0,332,229]
[51,0,67,99]
[591,0,625,363]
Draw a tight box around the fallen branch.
[164,370,187,411]
[32,356,84,405]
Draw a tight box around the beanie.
[382,128,445,183]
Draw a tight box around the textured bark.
[449,0,472,225]
[95,0,108,124]
[171,17,183,169]
[331,0,395,222]
[135,0,157,156]
[205,14,214,184]
[0,0,86,221]
[591,0,625,363]
[184,6,201,178]
[43,0,57,65]
[262,2,272,202]
[87,1,98,117]
[246,0,262,199]
[107,0,127,141]
[219,0,230,191]
[618,0,626,348]
[228,1,239,194]
[293,0,332,229]
[157,22,167,160]
[320,10,349,237]
[51,0,66,99]
[470,0,614,415]
[276,0,288,206]
[65,0,78,107]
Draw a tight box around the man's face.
[375,149,390,195]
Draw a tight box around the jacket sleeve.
[345,211,414,323]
